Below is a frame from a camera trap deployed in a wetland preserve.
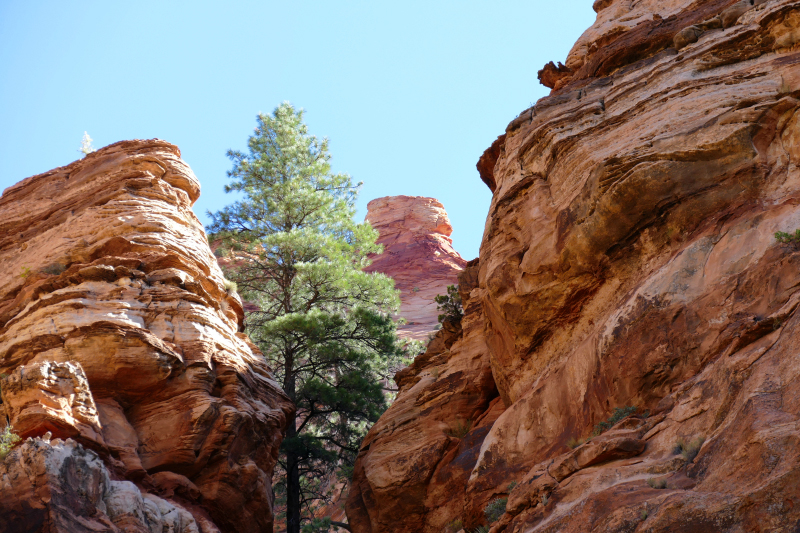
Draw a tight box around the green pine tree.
[208,103,403,533]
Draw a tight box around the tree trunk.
[285,420,301,533]
[284,352,301,533]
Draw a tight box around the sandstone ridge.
[365,195,466,341]
[347,1,800,531]
[0,140,293,533]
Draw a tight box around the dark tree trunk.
[284,352,301,533]
[285,420,301,533]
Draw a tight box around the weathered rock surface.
[364,196,466,341]
[0,140,293,533]
[348,0,800,531]
[0,437,209,533]
[347,260,500,533]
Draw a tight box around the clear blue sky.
[0,1,595,260]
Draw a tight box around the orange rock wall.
[348,1,800,531]
[0,140,293,533]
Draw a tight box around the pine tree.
[208,103,403,533]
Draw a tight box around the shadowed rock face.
[0,140,293,533]
[347,1,800,531]
[364,196,466,341]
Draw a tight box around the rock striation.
[348,0,800,531]
[0,140,293,533]
[364,196,466,341]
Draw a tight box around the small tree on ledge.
[435,285,463,324]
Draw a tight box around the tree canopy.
[208,103,404,533]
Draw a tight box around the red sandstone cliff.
[364,196,466,341]
[0,140,293,533]
[347,1,800,531]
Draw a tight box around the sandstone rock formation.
[348,0,800,531]
[1,437,210,533]
[347,259,500,533]
[0,140,293,533]
[364,196,466,341]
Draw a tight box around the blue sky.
[0,1,596,260]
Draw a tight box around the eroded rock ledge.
[0,140,293,533]
[347,1,800,531]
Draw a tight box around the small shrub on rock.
[435,285,463,324]
[0,426,21,459]
[592,406,637,436]
[566,436,590,449]
[775,229,800,247]
[647,477,667,489]
[675,436,705,462]
[79,131,95,156]
[222,279,238,295]
[444,519,463,533]
[40,263,66,276]
[484,497,507,524]
[446,419,472,439]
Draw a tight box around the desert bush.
[647,477,667,489]
[675,436,705,462]
[222,279,238,295]
[79,132,95,156]
[446,419,472,439]
[484,497,507,524]
[566,436,590,449]
[435,285,463,323]
[0,425,21,459]
[40,263,66,276]
[592,406,637,436]
[443,519,463,533]
[472,527,489,533]
[775,229,800,247]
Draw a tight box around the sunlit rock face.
[348,1,800,531]
[347,260,499,533]
[364,195,466,341]
[0,139,293,533]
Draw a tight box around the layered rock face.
[348,1,800,531]
[0,140,293,533]
[364,196,466,341]
[347,260,500,532]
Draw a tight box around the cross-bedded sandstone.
[364,196,466,341]
[347,1,800,531]
[0,140,293,533]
